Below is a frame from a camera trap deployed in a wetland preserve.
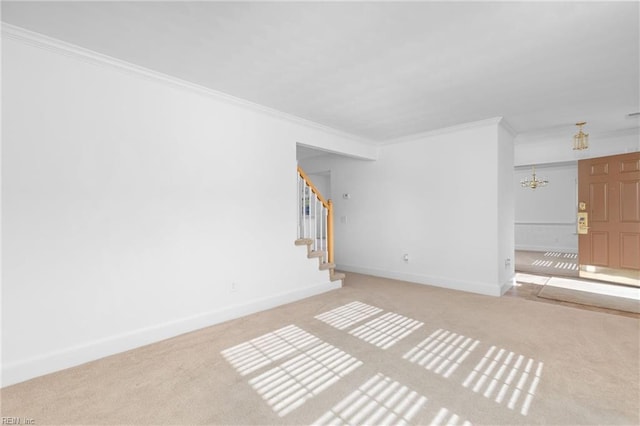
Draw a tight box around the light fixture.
[573,121,589,150]
[520,166,548,190]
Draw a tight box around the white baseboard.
[338,264,503,297]
[1,280,340,388]
[500,277,515,295]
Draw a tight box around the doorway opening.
[514,161,579,278]
[515,153,640,287]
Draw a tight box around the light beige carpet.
[2,273,639,425]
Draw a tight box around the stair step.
[295,238,339,282]
[295,238,313,246]
[308,250,324,259]
[330,272,346,282]
[319,262,336,270]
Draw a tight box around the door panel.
[590,162,609,176]
[589,182,608,221]
[620,158,640,173]
[578,152,640,286]
[590,231,609,266]
[619,180,640,222]
[620,233,640,269]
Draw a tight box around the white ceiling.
[2,1,639,144]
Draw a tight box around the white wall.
[1,29,373,386]
[514,163,578,252]
[306,172,331,200]
[303,119,514,296]
[298,153,336,201]
[497,125,515,288]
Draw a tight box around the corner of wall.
[499,276,515,296]
[338,264,504,297]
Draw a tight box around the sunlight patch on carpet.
[403,329,480,378]
[314,301,383,330]
[249,342,362,417]
[462,346,543,416]
[349,312,423,349]
[313,373,427,426]
[429,407,473,426]
[221,325,320,376]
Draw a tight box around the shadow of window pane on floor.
[221,303,544,422]
[462,346,543,416]
[313,373,428,426]
[403,329,480,378]
[349,312,424,349]
[220,325,320,376]
[429,407,472,426]
[314,301,383,330]
[532,259,578,271]
[545,251,578,259]
[248,341,362,417]
[553,261,578,271]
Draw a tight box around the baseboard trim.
[338,264,502,297]
[1,280,340,387]
[500,277,515,295]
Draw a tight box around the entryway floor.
[505,271,639,319]
[512,250,640,318]
[515,249,578,278]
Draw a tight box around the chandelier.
[573,121,589,150]
[520,166,548,190]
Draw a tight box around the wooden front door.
[578,152,640,286]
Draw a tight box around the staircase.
[296,166,345,284]
[294,238,345,282]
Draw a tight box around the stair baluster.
[296,166,342,282]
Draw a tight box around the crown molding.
[1,22,375,147]
[379,116,505,146]
[515,160,577,170]
[497,117,517,138]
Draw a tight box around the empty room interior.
[1,2,639,425]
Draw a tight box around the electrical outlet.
[231,282,237,292]
[505,258,511,268]
[403,253,409,262]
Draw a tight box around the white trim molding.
[515,222,576,226]
[380,116,505,146]
[1,23,377,155]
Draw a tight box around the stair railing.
[297,166,333,264]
